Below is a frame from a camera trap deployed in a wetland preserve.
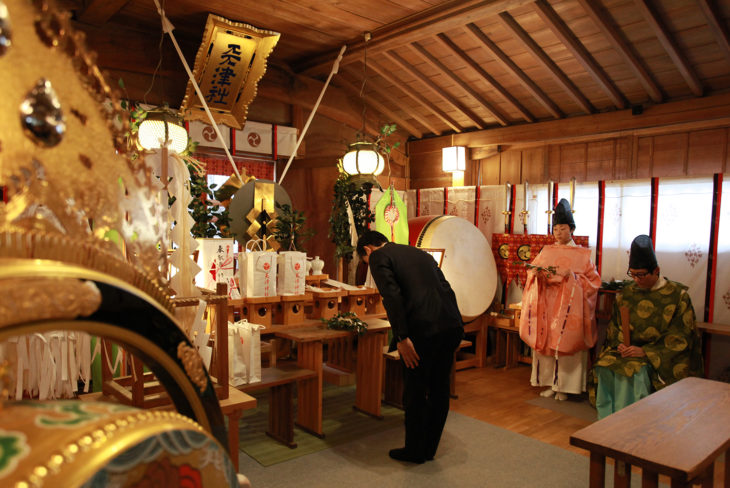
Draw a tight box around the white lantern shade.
[442,146,466,172]
[138,115,189,154]
[342,142,385,176]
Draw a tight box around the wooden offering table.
[570,377,730,488]
[273,317,391,436]
[274,326,350,437]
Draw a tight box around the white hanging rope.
[279,45,347,184]
[152,0,243,182]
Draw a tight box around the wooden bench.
[238,363,316,448]
[570,377,730,488]
[382,339,472,409]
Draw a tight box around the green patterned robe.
[590,278,703,400]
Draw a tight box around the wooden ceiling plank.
[633,0,703,97]
[697,0,730,67]
[335,73,424,138]
[464,23,563,119]
[498,11,595,115]
[348,66,440,136]
[576,0,663,104]
[297,0,536,74]
[411,41,510,126]
[436,33,535,123]
[532,0,627,110]
[386,49,486,129]
[77,0,130,25]
[369,59,463,133]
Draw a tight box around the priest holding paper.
[590,235,703,419]
[519,199,601,401]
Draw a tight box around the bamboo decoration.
[620,306,631,346]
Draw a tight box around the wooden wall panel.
[410,151,445,179]
[481,154,501,185]
[687,128,727,176]
[652,133,688,177]
[500,151,522,185]
[560,143,588,183]
[522,147,546,184]
[547,145,562,182]
[586,139,616,181]
[636,137,654,179]
[615,137,632,180]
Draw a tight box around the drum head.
[409,215,497,321]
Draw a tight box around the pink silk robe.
[519,245,601,356]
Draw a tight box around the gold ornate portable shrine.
[180,13,280,129]
[0,1,235,484]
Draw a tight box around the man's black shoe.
[388,448,425,464]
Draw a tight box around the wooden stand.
[274,293,309,325]
[365,293,386,315]
[242,295,280,327]
[308,289,346,320]
[101,283,230,407]
[340,288,373,316]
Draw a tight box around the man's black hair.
[356,230,389,257]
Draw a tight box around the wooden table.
[274,318,391,436]
[698,321,730,379]
[274,326,350,437]
[570,377,730,488]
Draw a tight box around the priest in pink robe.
[519,199,601,401]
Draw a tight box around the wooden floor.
[450,364,591,456]
[449,363,728,487]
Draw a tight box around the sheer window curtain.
[655,177,713,314]
[600,180,652,281]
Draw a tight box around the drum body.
[2,401,237,488]
[409,215,497,321]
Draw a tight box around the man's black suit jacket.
[368,242,463,351]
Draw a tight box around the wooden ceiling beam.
[297,0,536,75]
[447,91,730,147]
[633,0,703,97]
[498,11,595,115]
[367,61,451,135]
[533,0,627,110]
[697,0,730,67]
[76,0,131,25]
[334,72,424,139]
[436,33,535,123]
[411,41,509,126]
[576,0,662,104]
[386,50,486,130]
[464,23,562,119]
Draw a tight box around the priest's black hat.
[629,234,658,271]
[552,198,575,230]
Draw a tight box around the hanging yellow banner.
[181,14,280,129]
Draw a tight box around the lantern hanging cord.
[279,45,347,184]
[152,0,242,182]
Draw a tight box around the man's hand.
[617,343,645,358]
[397,338,420,369]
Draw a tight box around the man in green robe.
[590,235,703,419]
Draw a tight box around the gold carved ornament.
[180,14,280,129]
[0,0,172,311]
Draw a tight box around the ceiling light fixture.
[137,106,188,154]
[442,145,466,172]
[340,32,384,178]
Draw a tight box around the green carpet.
[238,384,404,467]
